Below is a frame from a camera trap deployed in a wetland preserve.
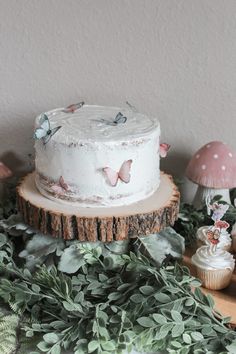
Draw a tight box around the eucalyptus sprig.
[0,244,235,354]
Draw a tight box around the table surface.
[183,248,236,326]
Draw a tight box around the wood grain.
[16,172,180,242]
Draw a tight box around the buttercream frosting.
[191,245,235,271]
[34,104,161,207]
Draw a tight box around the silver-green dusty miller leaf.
[58,244,87,274]
[0,213,35,236]
[58,240,129,274]
[19,234,65,270]
[137,227,185,266]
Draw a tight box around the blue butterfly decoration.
[113,112,127,125]
[34,114,62,144]
[98,112,127,126]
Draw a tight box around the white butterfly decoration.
[159,143,171,158]
[34,114,62,144]
[103,160,133,187]
[206,198,229,222]
[51,176,70,195]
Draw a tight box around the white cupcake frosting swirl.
[196,226,232,249]
[192,245,235,270]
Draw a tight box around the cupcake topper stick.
[126,101,138,112]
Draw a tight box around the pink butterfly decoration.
[103,160,133,187]
[159,143,171,158]
[51,176,70,195]
[63,102,84,113]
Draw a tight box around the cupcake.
[196,225,232,252]
[191,245,235,290]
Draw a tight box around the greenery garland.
[0,182,235,354]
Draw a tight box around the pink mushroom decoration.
[0,162,12,179]
[186,141,236,208]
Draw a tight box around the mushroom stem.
[193,186,231,209]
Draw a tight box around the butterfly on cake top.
[34,102,85,145]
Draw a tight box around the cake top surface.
[36,104,160,144]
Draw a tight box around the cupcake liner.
[196,267,233,290]
[232,235,236,253]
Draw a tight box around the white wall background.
[1,0,236,201]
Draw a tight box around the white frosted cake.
[34,104,161,207]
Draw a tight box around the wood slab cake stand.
[17,172,180,242]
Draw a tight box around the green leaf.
[191,331,204,341]
[153,313,167,324]
[155,323,173,340]
[226,341,236,353]
[171,340,182,348]
[130,294,144,303]
[108,292,121,301]
[0,234,7,247]
[101,341,116,351]
[171,310,182,323]
[172,323,185,337]
[32,284,40,293]
[139,285,154,295]
[88,340,100,352]
[62,301,83,312]
[43,333,59,344]
[137,227,185,265]
[58,245,85,274]
[183,333,192,344]
[37,341,50,352]
[154,292,171,303]
[190,279,202,287]
[19,233,64,270]
[185,298,195,306]
[51,344,61,354]
[137,316,155,328]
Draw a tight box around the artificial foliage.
[0,182,235,353]
[176,194,236,246]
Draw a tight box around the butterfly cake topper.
[103,160,133,187]
[206,196,229,220]
[51,176,70,195]
[159,143,170,158]
[97,112,127,126]
[34,113,62,145]
[63,101,84,113]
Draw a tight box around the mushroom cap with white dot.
[185,141,236,188]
